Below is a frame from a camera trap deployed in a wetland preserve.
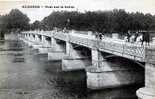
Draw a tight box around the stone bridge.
[19,30,155,99]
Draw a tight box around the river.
[0,39,143,99]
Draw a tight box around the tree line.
[0,9,155,35]
[41,9,155,33]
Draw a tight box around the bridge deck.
[22,31,146,62]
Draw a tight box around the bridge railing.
[68,34,145,61]
[53,32,68,41]
[123,44,145,59]
[69,35,95,48]
[99,41,145,60]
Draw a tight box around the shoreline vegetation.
[0,9,155,36]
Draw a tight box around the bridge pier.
[26,34,35,47]
[62,42,91,71]
[20,34,26,43]
[86,49,144,90]
[137,48,155,99]
[24,34,30,44]
[38,35,52,54]
[47,37,66,61]
[31,34,43,49]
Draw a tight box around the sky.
[0,0,155,23]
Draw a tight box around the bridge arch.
[103,54,145,68]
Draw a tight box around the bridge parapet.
[42,31,52,37]
[53,31,68,41]
[23,31,52,37]
[69,35,95,48]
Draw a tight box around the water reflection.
[0,40,143,99]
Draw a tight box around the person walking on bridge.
[126,31,131,42]
[145,32,150,46]
[141,32,150,46]
[99,32,103,40]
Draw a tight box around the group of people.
[95,32,104,40]
[94,31,151,46]
[125,32,150,45]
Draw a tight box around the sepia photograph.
[0,0,155,99]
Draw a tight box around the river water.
[0,39,143,99]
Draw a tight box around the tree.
[4,9,30,32]
[149,16,155,30]
[31,20,41,30]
